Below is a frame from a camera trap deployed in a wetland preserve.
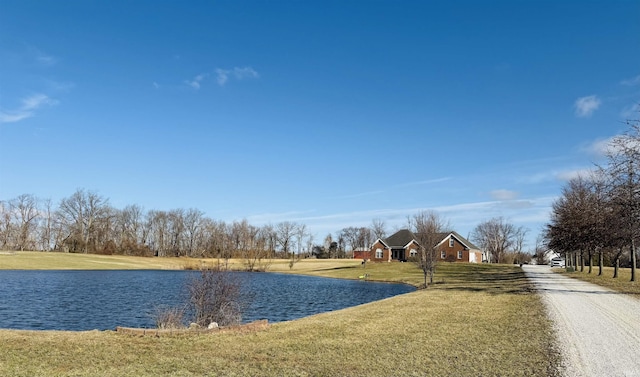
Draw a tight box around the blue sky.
[1,0,639,249]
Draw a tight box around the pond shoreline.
[0,268,415,331]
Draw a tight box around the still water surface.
[0,270,414,330]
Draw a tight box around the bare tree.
[589,171,612,276]
[514,228,528,255]
[336,233,346,258]
[117,204,145,253]
[197,218,215,257]
[243,228,270,272]
[471,217,527,263]
[357,227,372,252]
[0,200,13,250]
[56,189,109,253]
[370,218,387,240]
[276,221,297,257]
[261,224,277,258]
[323,234,331,249]
[199,218,228,259]
[604,122,640,281]
[288,223,307,268]
[188,266,249,327]
[295,223,307,255]
[93,205,118,254]
[533,235,549,265]
[183,208,204,257]
[305,233,314,259]
[340,227,360,255]
[548,174,615,273]
[411,210,450,287]
[168,209,187,256]
[154,264,251,329]
[547,178,587,270]
[37,198,54,251]
[230,220,269,271]
[307,234,331,259]
[146,210,165,256]
[10,194,40,251]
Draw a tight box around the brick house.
[366,229,483,263]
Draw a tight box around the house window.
[449,238,454,247]
[409,249,417,257]
[457,251,463,259]
[441,251,446,259]
[375,248,383,259]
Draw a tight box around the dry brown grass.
[558,266,640,295]
[0,254,560,376]
[0,251,188,270]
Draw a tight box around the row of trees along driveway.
[546,120,640,281]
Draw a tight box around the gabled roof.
[379,229,482,251]
[434,231,481,251]
[384,229,417,248]
[371,238,389,248]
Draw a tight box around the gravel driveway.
[522,265,640,377]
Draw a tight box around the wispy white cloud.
[26,46,57,66]
[394,177,452,188]
[153,82,160,89]
[239,193,557,250]
[0,94,58,124]
[574,95,601,118]
[215,67,259,86]
[36,52,56,66]
[519,172,554,184]
[215,70,229,86]
[333,190,385,200]
[23,94,56,110]
[185,73,208,90]
[0,112,32,123]
[582,132,640,159]
[497,200,535,210]
[43,79,75,92]
[621,104,639,119]
[183,67,259,89]
[555,168,596,181]
[620,74,640,86]
[245,210,317,225]
[518,166,598,185]
[490,189,519,201]
[582,136,619,157]
[332,177,451,199]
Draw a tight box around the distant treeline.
[0,189,386,261]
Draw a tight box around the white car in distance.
[550,257,566,267]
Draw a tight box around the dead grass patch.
[558,266,640,295]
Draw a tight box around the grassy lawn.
[0,251,194,270]
[0,253,559,376]
[557,266,640,295]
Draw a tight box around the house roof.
[438,231,481,251]
[380,229,481,251]
[384,229,417,248]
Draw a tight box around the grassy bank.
[558,266,640,295]
[0,253,559,376]
[0,251,190,270]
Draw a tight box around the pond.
[0,270,414,331]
